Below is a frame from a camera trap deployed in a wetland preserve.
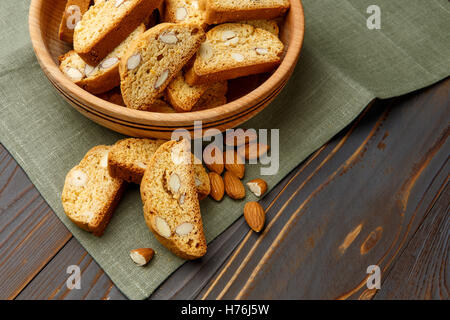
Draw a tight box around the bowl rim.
[28,0,305,126]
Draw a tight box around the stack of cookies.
[62,138,210,259]
[62,134,270,260]
[58,0,288,112]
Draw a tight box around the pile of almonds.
[204,129,269,233]
[130,129,269,267]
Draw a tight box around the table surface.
[0,79,448,300]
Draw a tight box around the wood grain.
[28,0,305,139]
[0,145,72,299]
[0,79,448,300]
[154,78,450,300]
[16,238,125,300]
[374,181,449,300]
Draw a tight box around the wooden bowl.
[29,0,304,139]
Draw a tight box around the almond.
[225,129,257,147]
[199,42,213,60]
[175,7,188,21]
[222,30,236,41]
[176,222,194,236]
[99,151,109,168]
[224,37,239,46]
[244,202,265,232]
[209,172,224,201]
[69,169,87,187]
[224,171,245,200]
[179,193,185,205]
[169,173,181,194]
[154,216,171,238]
[136,161,147,169]
[246,178,268,197]
[84,64,96,77]
[238,143,270,161]
[155,69,169,89]
[130,248,154,266]
[255,47,268,55]
[100,57,118,69]
[159,32,178,44]
[224,150,245,179]
[127,53,141,70]
[65,67,83,81]
[203,145,224,174]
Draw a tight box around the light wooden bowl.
[29,0,304,139]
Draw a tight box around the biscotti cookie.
[108,138,210,199]
[239,19,279,36]
[119,23,205,110]
[60,24,145,94]
[191,80,228,111]
[164,0,207,29]
[185,23,284,85]
[108,138,165,184]
[141,99,176,112]
[74,0,163,65]
[143,100,176,113]
[59,0,92,43]
[97,87,126,106]
[165,72,210,112]
[140,140,207,259]
[205,0,290,24]
[61,146,126,236]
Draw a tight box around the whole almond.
[209,172,225,201]
[223,171,245,199]
[225,129,258,147]
[246,178,268,197]
[224,150,245,179]
[203,145,224,174]
[244,202,265,232]
[130,248,155,266]
[238,143,270,161]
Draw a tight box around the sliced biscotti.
[185,23,284,85]
[61,146,126,236]
[239,19,279,36]
[119,23,206,110]
[108,138,210,199]
[59,0,92,43]
[193,159,211,200]
[74,0,162,65]
[97,87,126,106]
[205,0,290,24]
[143,99,176,113]
[140,140,207,259]
[164,0,207,28]
[191,80,228,111]
[165,72,210,112]
[108,138,166,184]
[59,24,145,94]
[141,99,176,112]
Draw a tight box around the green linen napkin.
[0,0,449,299]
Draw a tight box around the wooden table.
[1,79,448,300]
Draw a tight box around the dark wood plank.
[16,238,126,300]
[0,145,72,299]
[151,79,450,300]
[374,181,449,300]
[197,79,449,300]
[4,79,449,300]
